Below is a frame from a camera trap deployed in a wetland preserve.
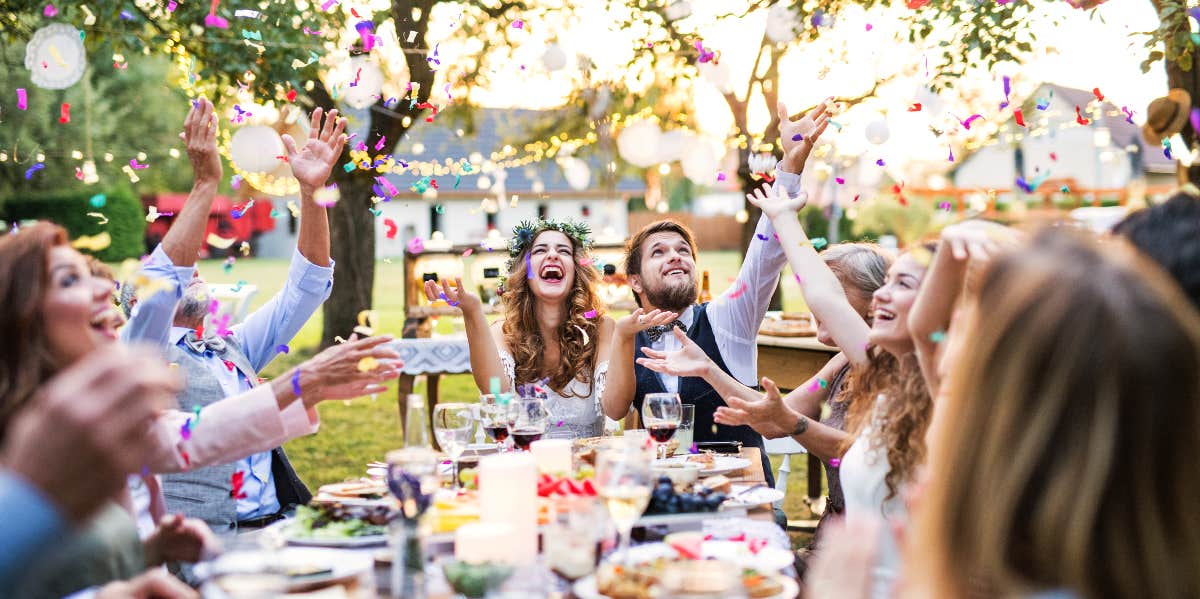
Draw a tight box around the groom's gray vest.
[161,336,311,529]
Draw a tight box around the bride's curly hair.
[501,228,604,397]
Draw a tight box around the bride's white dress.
[498,350,609,440]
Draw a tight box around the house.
[952,83,1176,202]
[256,108,644,259]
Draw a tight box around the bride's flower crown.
[503,219,593,276]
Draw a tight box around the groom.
[605,100,828,485]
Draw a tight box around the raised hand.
[282,107,348,191]
[636,327,713,378]
[143,513,220,566]
[424,277,483,314]
[181,97,222,185]
[296,334,402,405]
[939,219,1019,262]
[778,98,832,173]
[713,377,796,438]
[615,307,679,339]
[746,182,807,221]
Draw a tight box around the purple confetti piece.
[1190,108,1200,136]
[208,298,220,314]
[716,172,726,182]
[526,253,534,279]
[292,369,303,397]
[835,177,845,184]
[141,465,150,476]
[689,443,699,454]
[756,233,769,241]
[876,159,886,167]
[277,344,289,354]
[1122,106,1135,124]
[180,418,193,441]
[829,458,841,468]
[1190,6,1200,23]
[16,89,27,110]
[999,75,1011,109]
[791,134,803,141]
[355,20,375,52]
[24,163,44,179]
[556,420,564,427]
[119,10,133,19]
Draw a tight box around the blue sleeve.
[120,244,195,351]
[233,248,335,371]
[0,471,67,586]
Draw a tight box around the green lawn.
[193,252,821,542]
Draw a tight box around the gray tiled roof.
[381,108,645,196]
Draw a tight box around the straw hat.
[1142,88,1192,145]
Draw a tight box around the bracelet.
[790,414,809,437]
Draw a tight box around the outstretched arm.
[283,107,346,268]
[600,308,679,420]
[162,97,222,267]
[747,184,872,366]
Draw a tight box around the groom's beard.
[643,277,698,313]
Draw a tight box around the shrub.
[0,186,146,261]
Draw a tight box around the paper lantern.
[616,119,663,168]
[865,118,890,145]
[559,157,591,191]
[765,4,798,44]
[680,133,720,185]
[748,153,776,176]
[698,61,734,94]
[654,129,687,164]
[230,126,285,174]
[342,56,385,110]
[24,24,87,89]
[542,43,567,72]
[664,1,692,20]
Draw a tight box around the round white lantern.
[25,24,87,89]
[230,126,285,174]
[680,133,720,185]
[542,43,567,72]
[616,119,663,168]
[865,118,890,145]
[698,61,734,94]
[654,129,687,164]
[664,1,692,20]
[765,4,798,44]
[559,157,592,191]
[342,56,385,110]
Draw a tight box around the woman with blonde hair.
[909,229,1200,598]
[428,220,674,439]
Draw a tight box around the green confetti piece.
[811,237,828,250]
[369,208,383,216]
[435,204,445,214]
[343,162,357,172]
[1060,185,1070,193]
[930,330,946,343]
[489,377,501,397]
[89,194,107,208]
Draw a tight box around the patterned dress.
[499,350,608,440]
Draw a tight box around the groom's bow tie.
[183,330,228,354]
[646,320,687,342]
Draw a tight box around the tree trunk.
[322,172,378,345]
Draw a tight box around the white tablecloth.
[388,337,471,375]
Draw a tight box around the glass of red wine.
[643,392,683,460]
[507,396,549,451]
[479,393,514,450]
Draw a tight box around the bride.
[426,220,675,439]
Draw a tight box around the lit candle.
[529,439,572,475]
[477,453,538,564]
[454,522,516,564]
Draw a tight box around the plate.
[572,572,798,599]
[203,546,373,593]
[282,522,388,548]
[722,484,786,509]
[655,455,752,477]
[602,541,794,573]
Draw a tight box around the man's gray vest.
[161,336,311,529]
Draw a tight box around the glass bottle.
[698,270,713,303]
[404,394,431,449]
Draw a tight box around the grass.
[193,251,821,546]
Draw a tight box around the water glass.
[508,397,549,451]
[675,404,695,455]
[433,403,475,490]
[643,393,683,459]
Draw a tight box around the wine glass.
[508,396,549,451]
[433,403,475,490]
[479,393,513,449]
[643,393,683,459]
[595,448,652,567]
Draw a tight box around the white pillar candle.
[454,522,516,564]
[529,439,572,475]
[477,452,538,564]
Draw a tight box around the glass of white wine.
[433,402,475,490]
[595,448,652,566]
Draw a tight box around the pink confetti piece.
[584,309,597,319]
[129,159,149,170]
[716,172,726,181]
[374,136,387,151]
[167,1,177,11]
[525,253,533,279]
[320,0,338,10]
[835,177,845,184]
[461,248,474,257]
[406,236,425,254]
[43,3,57,17]
[865,23,873,30]
[16,89,27,110]
[728,281,748,299]
[302,26,322,35]
[512,19,524,28]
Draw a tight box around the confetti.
[43,3,57,17]
[929,330,946,343]
[205,0,229,28]
[810,237,828,250]
[229,471,247,499]
[180,418,193,441]
[384,218,398,239]
[1092,87,1104,102]
[276,344,289,354]
[756,233,769,241]
[59,103,70,123]
[835,177,845,185]
[241,29,262,41]
[829,458,841,468]
[791,133,803,141]
[876,158,886,167]
[406,236,424,254]
[231,279,246,292]
[357,356,379,372]
[1060,185,1070,193]
[584,309,598,319]
[716,172,726,182]
[938,201,952,211]
[24,163,45,179]
[575,325,589,346]
[234,9,260,18]
[1074,106,1090,126]
[958,114,983,130]
[89,193,107,207]
[526,253,533,279]
[206,232,237,249]
[355,310,378,336]
[1163,138,1173,160]
[512,19,524,29]
[87,212,108,225]
[462,248,474,257]
[291,369,303,397]
[355,20,375,52]
[16,89,27,110]
[728,281,748,299]
[947,146,955,162]
[1013,109,1026,128]
[1036,98,1049,111]
[1049,152,1057,161]
[129,158,149,170]
[907,103,921,112]
[71,232,112,252]
[999,75,1011,109]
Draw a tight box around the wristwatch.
[790,414,809,437]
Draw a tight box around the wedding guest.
[908,230,1200,599]
[604,100,831,482]
[0,222,398,597]
[1112,190,1200,309]
[708,183,934,597]
[426,220,675,439]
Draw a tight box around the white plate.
[283,523,388,548]
[722,484,786,509]
[655,455,752,476]
[573,572,798,599]
[602,541,794,573]
[203,546,372,593]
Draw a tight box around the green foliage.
[0,186,146,261]
[849,193,946,247]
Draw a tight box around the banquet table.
[388,336,471,445]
